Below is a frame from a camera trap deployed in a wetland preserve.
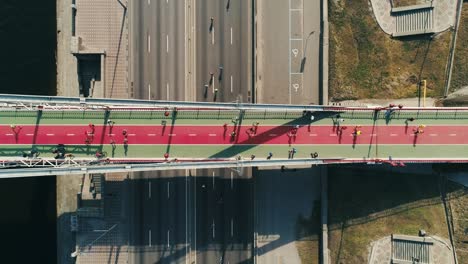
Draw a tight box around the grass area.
[329,0,452,101]
[327,167,450,263]
[450,2,468,93]
[295,200,321,264]
[296,241,320,264]
[448,187,468,261]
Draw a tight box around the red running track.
[1,125,468,145]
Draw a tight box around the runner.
[267,152,273,160]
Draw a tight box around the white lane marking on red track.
[449,134,457,136]
[128,134,136,136]
[429,134,438,136]
[67,134,75,136]
[147,134,156,136]
[309,134,317,136]
[26,134,34,136]
[169,134,176,136]
[390,134,398,136]
[208,134,217,137]
[329,134,337,136]
[188,134,197,136]
[46,134,55,136]
[5,134,13,136]
[371,134,377,136]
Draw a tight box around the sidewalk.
[370,0,457,35]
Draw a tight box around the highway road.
[131,0,185,101]
[130,0,189,263]
[196,0,251,103]
[195,1,253,262]
[129,0,253,262]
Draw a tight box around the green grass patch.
[328,167,450,263]
[329,0,452,101]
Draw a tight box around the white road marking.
[290,9,302,11]
[167,182,170,198]
[231,218,234,237]
[167,230,170,248]
[148,182,151,198]
[166,34,169,53]
[46,134,54,136]
[147,34,151,53]
[128,133,136,136]
[309,134,317,136]
[212,219,215,238]
[212,28,215,45]
[149,229,152,247]
[449,134,457,136]
[167,83,169,100]
[26,133,34,136]
[168,134,176,136]
[212,171,215,189]
[188,133,197,136]
[230,75,233,93]
[5,134,13,136]
[147,133,156,136]
[429,134,438,136]
[148,0,150,5]
[230,27,233,45]
[208,133,217,136]
[329,134,337,136]
[390,134,398,136]
[212,75,215,93]
[230,171,233,189]
[148,84,151,100]
[371,134,377,136]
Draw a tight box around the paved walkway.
[370,0,457,35]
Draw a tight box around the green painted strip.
[2,144,467,159]
[1,109,468,126]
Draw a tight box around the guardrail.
[1,157,468,178]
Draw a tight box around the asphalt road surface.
[129,0,253,263]
[130,0,188,263]
[131,0,185,101]
[195,1,253,263]
[196,0,251,103]
[257,0,321,105]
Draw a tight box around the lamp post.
[300,31,315,73]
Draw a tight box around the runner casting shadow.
[210,117,305,159]
[165,110,178,154]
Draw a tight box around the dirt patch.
[329,0,452,101]
[328,166,451,263]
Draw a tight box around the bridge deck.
[1,108,468,163]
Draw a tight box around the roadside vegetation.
[450,2,468,93]
[327,167,451,263]
[329,0,452,101]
